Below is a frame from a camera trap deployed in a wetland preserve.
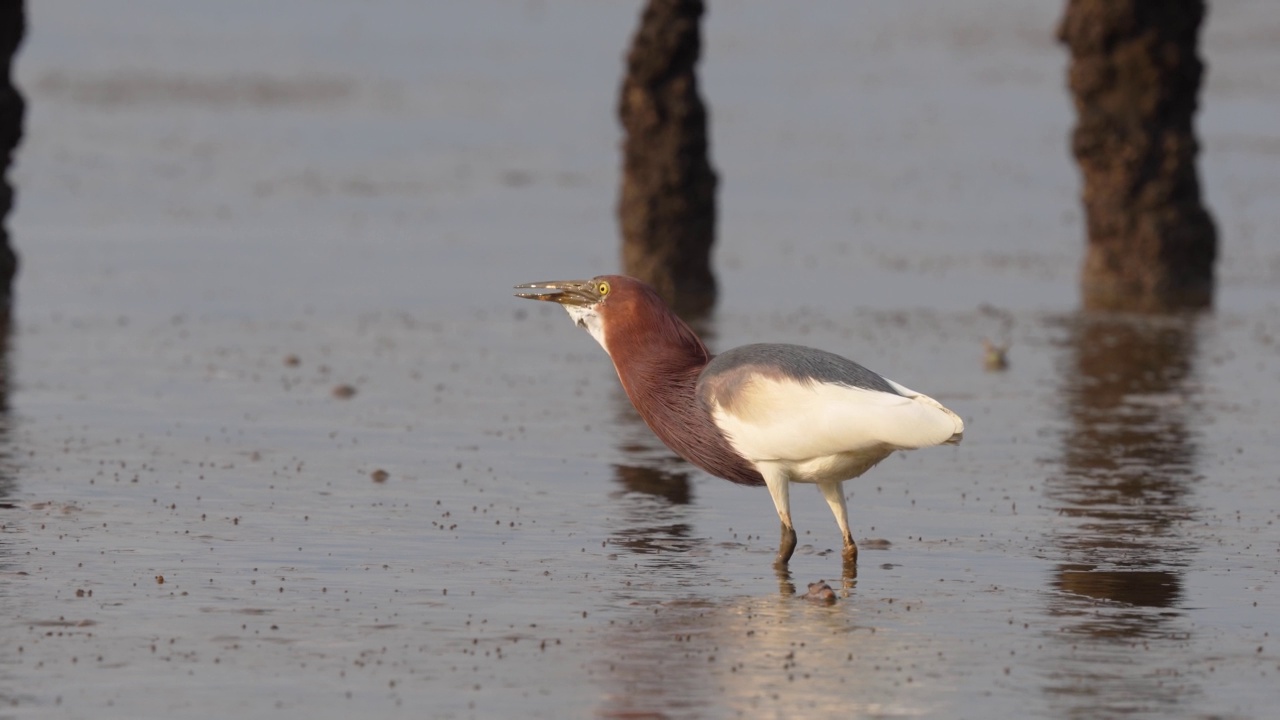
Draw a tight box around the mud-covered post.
[1058,0,1217,311]
[618,0,717,317]
[0,1,21,307]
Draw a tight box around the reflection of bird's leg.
[775,563,796,597]
[760,463,797,565]
[819,480,858,565]
[841,557,858,586]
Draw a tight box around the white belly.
[769,448,894,484]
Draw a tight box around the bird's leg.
[777,521,798,566]
[819,481,858,565]
[760,464,797,566]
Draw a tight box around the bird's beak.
[514,280,602,307]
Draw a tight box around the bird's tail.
[886,380,964,447]
[922,395,964,445]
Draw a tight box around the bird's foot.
[841,538,858,581]
[842,539,858,564]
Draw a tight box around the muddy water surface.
[4,2,1279,718]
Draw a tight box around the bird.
[515,275,963,568]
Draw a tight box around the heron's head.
[515,275,692,359]
[514,276,621,350]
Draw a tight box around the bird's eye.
[597,281,610,296]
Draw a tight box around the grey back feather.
[701,343,899,395]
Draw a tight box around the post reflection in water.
[0,313,17,712]
[0,312,13,502]
[600,386,718,718]
[606,386,707,571]
[1043,312,1203,714]
[610,463,699,558]
[603,313,720,569]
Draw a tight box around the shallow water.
[3,1,1279,718]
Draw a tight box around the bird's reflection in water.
[773,555,857,599]
[1042,312,1203,714]
[593,563,883,719]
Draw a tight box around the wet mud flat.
[3,301,1277,719]
[4,1,1280,718]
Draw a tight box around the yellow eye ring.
[597,281,610,296]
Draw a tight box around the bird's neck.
[603,311,764,486]
[607,315,709,416]
[612,340,712,474]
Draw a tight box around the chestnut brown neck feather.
[600,279,764,487]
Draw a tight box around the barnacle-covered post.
[617,0,718,317]
[0,0,22,307]
[1058,0,1217,311]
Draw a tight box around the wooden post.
[1058,0,1217,311]
[0,0,22,306]
[618,0,717,317]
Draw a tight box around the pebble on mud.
[370,469,389,483]
[803,581,837,604]
[283,354,301,367]
[332,384,357,399]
